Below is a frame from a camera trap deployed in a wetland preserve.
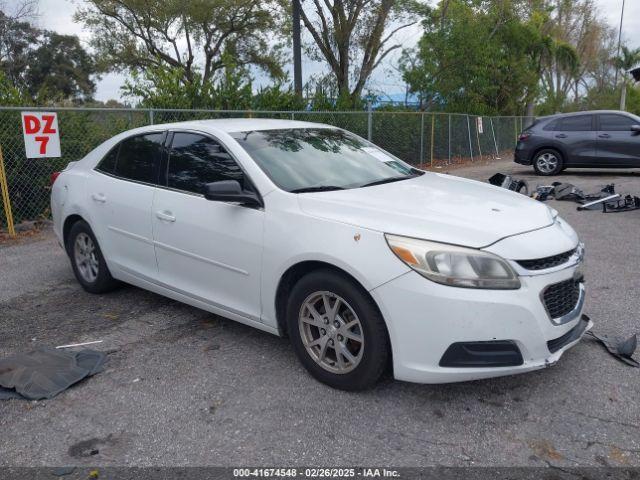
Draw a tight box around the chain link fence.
[0,106,532,230]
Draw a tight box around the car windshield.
[230,128,420,192]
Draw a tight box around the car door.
[89,131,164,281]
[551,114,597,166]
[596,113,640,167]
[152,131,265,322]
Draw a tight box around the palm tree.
[612,46,640,110]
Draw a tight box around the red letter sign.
[21,112,61,158]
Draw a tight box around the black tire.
[66,220,119,294]
[533,149,564,176]
[286,269,389,391]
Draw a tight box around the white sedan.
[51,119,590,390]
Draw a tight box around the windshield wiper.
[360,174,419,188]
[290,185,346,193]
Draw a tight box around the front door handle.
[91,193,106,203]
[156,210,176,223]
[555,134,567,138]
[598,133,611,138]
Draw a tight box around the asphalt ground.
[1,158,639,468]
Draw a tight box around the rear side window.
[96,145,119,174]
[557,115,593,131]
[599,114,636,131]
[167,132,244,194]
[114,133,164,184]
[543,119,560,131]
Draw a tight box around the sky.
[35,0,640,103]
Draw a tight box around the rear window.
[113,133,164,184]
[96,145,119,174]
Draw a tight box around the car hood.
[297,173,555,248]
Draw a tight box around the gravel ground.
[0,159,639,468]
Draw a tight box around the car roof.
[540,110,635,120]
[126,118,336,135]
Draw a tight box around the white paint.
[51,118,586,385]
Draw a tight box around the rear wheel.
[533,149,563,176]
[286,269,389,390]
[67,220,119,294]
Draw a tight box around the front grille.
[517,248,576,271]
[542,279,581,319]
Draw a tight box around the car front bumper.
[371,262,589,384]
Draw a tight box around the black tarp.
[0,347,106,400]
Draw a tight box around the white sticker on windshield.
[362,146,395,163]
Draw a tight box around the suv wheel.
[533,149,563,176]
[286,269,389,390]
[67,220,119,294]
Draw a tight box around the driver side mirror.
[203,180,262,208]
[631,124,640,133]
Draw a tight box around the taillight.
[518,132,531,141]
[50,171,61,185]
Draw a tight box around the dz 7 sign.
[21,111,61,158]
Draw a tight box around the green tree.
[76,0,285,93]
[400,0,541,115]
[25,32,98,102]
[613,46,640,111]
[298,0,420,107]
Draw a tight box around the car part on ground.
[585,317,639,367]
[488,174,639,213]
[488,173,529,194]
[0,347,106,400]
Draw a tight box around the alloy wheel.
[74,232,99,283]
[298,291,364,374]
[536,153,558,174]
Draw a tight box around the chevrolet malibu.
[51,119,590,390]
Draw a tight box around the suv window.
[96,144,119,174]
[543,119,560,131]
[167,132,245,194]
[114,133,164,184]
[558,115,593,131]
[599,114,636,131]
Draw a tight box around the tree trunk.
[620,82,627,111]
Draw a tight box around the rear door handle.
[91,193,106,203]
[598,133,611,138]
[156,211,176,223]
[555,134,567,138]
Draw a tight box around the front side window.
[230,128,417,192]
[114,133,164,184]
[167,132,244,194]
[599,114,637,132]
[558,115,593,132]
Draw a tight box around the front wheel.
[533,149,563,176]
[286,269,389,390]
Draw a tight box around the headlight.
[385,234,521,289]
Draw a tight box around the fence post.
[466,115,474,162]
[430,114,435,167]
[448,114,451,165]
[490,117,499,158]
[367,101,372,142]
[419,112,425,165]
[291,111,295,120]
[0,145,15,237]
[149,108,154,125]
